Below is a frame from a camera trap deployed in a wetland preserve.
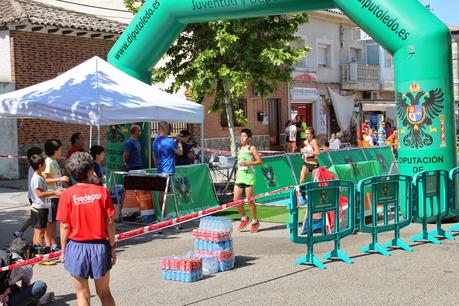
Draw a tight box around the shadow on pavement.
[52,293,79,305]
[0,208,31,248]
[183,266,314,306]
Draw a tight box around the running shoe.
[250,221,260,233]
[37,292,55,305]
[50,244,61,252]
[237,217,250,231]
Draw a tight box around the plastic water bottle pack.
[198,217,233,232]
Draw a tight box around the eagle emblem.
[396,83,444,148]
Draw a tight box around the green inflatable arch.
[108,0,456,176]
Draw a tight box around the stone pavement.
[0,186,458,305]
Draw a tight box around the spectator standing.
[358,119,370,140]
[377,121,387,146]
[287,119,297,153]
[90,145,106,186]
[65,132,85,160]
[385,121,394,138]
[329,133,341,150]
[284,120,291,152]
[299,116,308,148]
[14,147,43,239]
[175,130,194,166]
[29,154,62,251]
[57,152,116,306]
[123,125,143,171]
[42,140,69,252]
[364,129,375,147]
[295,115,304,151]
[152,122,183,218]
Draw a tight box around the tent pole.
[89,125,93,148]
[97,125,101,145]
[200,123,205,163]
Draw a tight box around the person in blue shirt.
[152,121,183,218]
[90,145,105,186]
[123,125,143,171]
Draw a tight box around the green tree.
[124,1,309,155]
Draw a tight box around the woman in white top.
[364,129,375,147]
[287,119,297,153]
[329,133,341,150]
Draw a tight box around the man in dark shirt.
[176,130,194,166]
[123,125,143,171]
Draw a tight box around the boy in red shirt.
[57,152,116,306]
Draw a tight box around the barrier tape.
[0,185,293,272]
[0,155,66,160]
[197,147,284,157]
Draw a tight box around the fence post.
[448,167,459,233]
[409,170,454,244]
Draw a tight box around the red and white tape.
[0,185,292,272]
[0,155,66,160]
[197,147,284,157]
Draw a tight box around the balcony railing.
[341,62,380,83]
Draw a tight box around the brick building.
[0,0,125,179]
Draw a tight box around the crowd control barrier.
[410,170,454,244]
[448,167,459,233]
[288,180,355,270]
[357,175,413,256]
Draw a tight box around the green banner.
[106,122,151,188]
[363,147,396,175]
[145,164,219,218]
[254,155,297,203]
[328,149,367,166]
[329,161,381,184]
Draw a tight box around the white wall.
[0,82,19,180]
[295,12,365,83]
[35,0,134,23]
[0,31,12,83]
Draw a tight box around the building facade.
[0,0,125,179]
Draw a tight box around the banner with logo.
[146,164,219,218]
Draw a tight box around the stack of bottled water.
[193,217,235,272]
[160,257,203,283]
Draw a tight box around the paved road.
[0,187,458,305]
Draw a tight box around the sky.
[420,0,459,25]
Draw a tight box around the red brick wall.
[10,31,113,150]
[201,82,289,139]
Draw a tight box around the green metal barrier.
[357,175,413,257]
[255,154,298,203]
[410,170,454,244]
[448,167,459,233]
[145,164,219,218]
[288,180,355,270]
[363,147,396,175]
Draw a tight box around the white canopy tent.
[0,56,204,145]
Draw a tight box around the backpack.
[0,249,12,294]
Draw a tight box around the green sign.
[311,188,337,211]
[375,181,397,204]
